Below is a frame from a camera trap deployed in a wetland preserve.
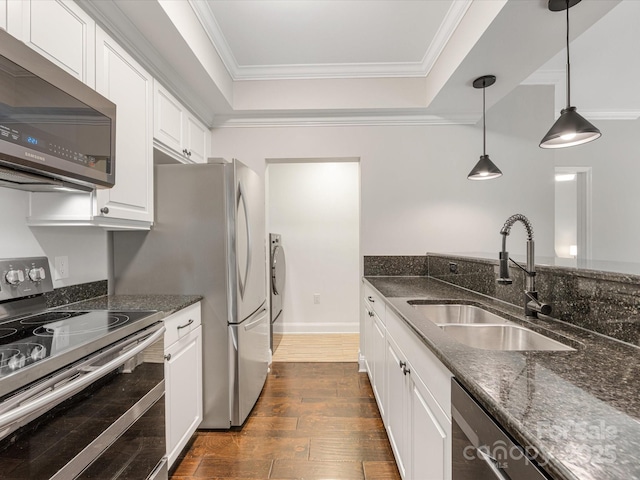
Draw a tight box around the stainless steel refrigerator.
[112,159,268,428]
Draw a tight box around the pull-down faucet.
[498,214,551,318]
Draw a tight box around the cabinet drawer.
[164,303,201,348]
[364,283,386,323]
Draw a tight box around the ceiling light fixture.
[539,0,601,149]
[468,75,502,180]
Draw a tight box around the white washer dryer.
[269,233,286,352]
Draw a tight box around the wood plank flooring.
[170,362,401,480]
[272,334,360,362]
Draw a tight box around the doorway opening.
[554,166,592,267]
[265,158,361,361]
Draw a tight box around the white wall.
[268,161,360,333]
[0,189,108,287]
[211,86,556,261]
[555,118,640,264]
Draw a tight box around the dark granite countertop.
[365,276,640,480]
[54,294,202,317]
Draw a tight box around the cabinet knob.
[402,365,411,376]
[399,360,406,369]
[368,311,374,317]
[187,150,192,157]
[367,296,374,303]
[164,353,172,361]
[100,207,109,214]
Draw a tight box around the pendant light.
[539,0,601,149]
[468,75,502,180]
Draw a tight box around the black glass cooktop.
[0,310,159,384]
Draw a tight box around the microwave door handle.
[0,326,165,432]
[476,448,511,480]
[237,181,251,299]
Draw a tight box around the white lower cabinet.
[410,369,450,480]
[361,283,453,480]
[164,303,203,468]
[385,335,408,478]
[371,313,386,418]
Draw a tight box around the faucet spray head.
[498,250,513,284]
[498,232,512,284]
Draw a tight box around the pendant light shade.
[540,0,601,149]
[468,75,502,181]
[468,155,502,180]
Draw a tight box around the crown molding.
[190,0,472,81]
[419,0,473,77]
[212,112,477,128]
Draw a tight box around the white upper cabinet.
[28,26,154,229]
[154,81,210,164]
[95,27,153,224]
[9,0,95,87]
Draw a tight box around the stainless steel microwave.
[0,28,116,192]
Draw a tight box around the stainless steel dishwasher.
[451,379,551,479]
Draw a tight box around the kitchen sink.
[407,302,511,325]
[439,324,575,351]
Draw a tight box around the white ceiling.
[89,0,626,125]
[191,0,470,80]
[523,0,640,119]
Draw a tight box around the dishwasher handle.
[477,448,511,480]
[0,326,165,431]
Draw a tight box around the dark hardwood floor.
[170,362,401,480]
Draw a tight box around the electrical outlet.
[54,256,69,280]
[313,293,320,304]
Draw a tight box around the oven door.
[0,324,166,479]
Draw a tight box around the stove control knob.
[6,269,25,286]
[8,353,26,371]
[29,267,46,282]
[30,345,46,361]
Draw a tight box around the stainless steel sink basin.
[439,324,575,351]
[408,303,511,325]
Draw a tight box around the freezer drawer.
[229,304,269,426]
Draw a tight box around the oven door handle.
[0,326,165,431]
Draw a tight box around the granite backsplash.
[364,254,640,346]
[44,280,108,308]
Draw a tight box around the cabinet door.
[184,114,209,164]
[95,27,153,223]
[362,299,373,375]
[165,325,203,467]
[154,81,184,154]
[372,313,386,418]
[385,336,407,478]
[18,0,95,86]
[410,369,451,480]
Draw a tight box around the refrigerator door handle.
[237,181,252,299]
[244,308,268,331]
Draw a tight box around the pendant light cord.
[565,0,571,108]
[482,81,486,155]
